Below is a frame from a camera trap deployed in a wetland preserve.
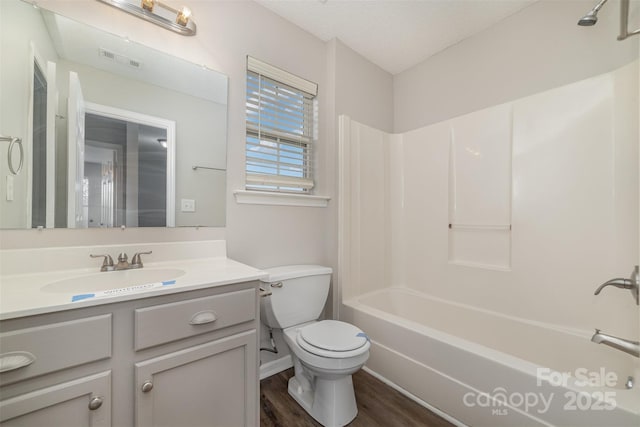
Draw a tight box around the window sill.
[233,190,330,208]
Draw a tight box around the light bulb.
[176,6,192,26]
[141,0,155,12]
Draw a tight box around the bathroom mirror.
[0,0,228,229]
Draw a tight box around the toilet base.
[288,373,358,427]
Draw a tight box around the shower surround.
[338,61,640,426]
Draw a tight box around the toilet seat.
[296,320,370,359]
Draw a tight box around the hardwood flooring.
[260,368,455,427]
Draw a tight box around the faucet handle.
[131,251,152,269]
[594,278,633,294]
[594,265,639,305]
[90,254,114,272]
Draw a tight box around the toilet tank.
[260,265,332,329]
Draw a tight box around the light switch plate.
[6,175,14,201]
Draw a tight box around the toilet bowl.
[260,266,370,427]
[283,321,370,426]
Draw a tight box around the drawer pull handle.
[0,351,36,373]
[259,286,272,298]
[88,396,103,410]
[141,381,154,393]
[189,310,217,325]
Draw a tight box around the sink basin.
[41,268,186,293]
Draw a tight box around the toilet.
[260,265,370,427]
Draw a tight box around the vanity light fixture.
[96,0,196,36]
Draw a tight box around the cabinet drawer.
[134,289,255,350]
[0,315,112,384]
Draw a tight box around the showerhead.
[577,0,608,27]
[578,11,598,26]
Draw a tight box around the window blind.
[245,56,317,193]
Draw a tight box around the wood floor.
[260,368,455,427]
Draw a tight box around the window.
[245,56,317,193]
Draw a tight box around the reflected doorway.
[84,112,169,227]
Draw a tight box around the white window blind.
[246,56,317,193]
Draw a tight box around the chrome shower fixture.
[579,0,640,41]
[619,0,640,40]
[577,0,609,26]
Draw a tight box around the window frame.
[245,56,318,194]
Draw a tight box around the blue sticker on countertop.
[71,293,96,302]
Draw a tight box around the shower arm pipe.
[618,0,640,41]
[593,0,610,14]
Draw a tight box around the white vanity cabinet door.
[0,371,111,427]
[135,330,257,427]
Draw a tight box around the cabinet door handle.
[0,351,36,373]
[88,396,103,410]
[141,381,154,393]
[189,310,217,325]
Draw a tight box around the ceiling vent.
[99,48,142,70]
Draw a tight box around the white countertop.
[0,256,267,320]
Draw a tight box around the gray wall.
[0,0,58,228]
[394,0,639,132]
[0,0,395,369]
[55,59,226,227]
[5,0,632,373]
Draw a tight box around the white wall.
[325,39,394,314]
[394,0,640,132]
[381,0,639,338]
[343,61,639,340]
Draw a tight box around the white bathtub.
[342,287,640,427]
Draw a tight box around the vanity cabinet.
[0,281,259,427]
[0,372,111,427]
[135,331,256,427]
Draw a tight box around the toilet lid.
[299,320,368,352]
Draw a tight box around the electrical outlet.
[181,198,195,212]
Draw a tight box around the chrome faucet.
[90,254,115,272]
[591,329,639,358]
[90,251,152,272]
[594,265,639,305]
[115,253,130,270]
[131,251,152,269]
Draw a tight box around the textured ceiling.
[256,0,536,75]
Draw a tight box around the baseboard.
[260,355,293,380]
[362,366,467,427]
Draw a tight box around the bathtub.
[341,287,640,427]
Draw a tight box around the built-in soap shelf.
[448,223,511,231]
[448,224,512,271]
